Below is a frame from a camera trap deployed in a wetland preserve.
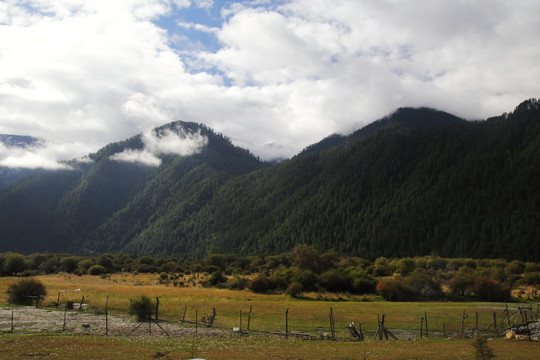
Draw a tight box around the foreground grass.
[0,332,539,360]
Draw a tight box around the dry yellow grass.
[1,273,534,339]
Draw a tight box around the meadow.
[0,273,533,337]
[0,273,539,359]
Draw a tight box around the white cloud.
[110,126,208,166]
[0,0,539,166]
[0,141,72,170]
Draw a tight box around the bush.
[207,270,227,287]
[473,276,511,302]
[226,276,250,290]
[130,295,155,321]
[294,270,320,292]
[3,253,28,275]
[60,257,79,273]
[376,278,415,301]
[472,336,495,360]
[352,274,377,294]
[449,267,475,296]
[320,268,352,292]
[405,271,442,299]
[373,257,393,276]
[396,258,416,276]
[88,265,106,275]
[285,282,303,297]
[135,263,159,273]
[7,278,47,305]
[248,274,274,293]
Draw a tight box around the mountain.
[0,122,267,255]
[0,100,538,261]
[301,107,466,154]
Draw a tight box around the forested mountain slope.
[0,100,538,260]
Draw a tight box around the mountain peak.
[301,106,466,155]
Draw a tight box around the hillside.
[0,100,538,260]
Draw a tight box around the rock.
[515,334,528,341]
[506,330,516,340]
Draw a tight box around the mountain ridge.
[0,100,538,261]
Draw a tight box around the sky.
[0,0,539,168]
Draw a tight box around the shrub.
[3,253,28,275]
[294,270,320,292]
[376,278,415,301]
[520,271,540,286]
[320,268,352,292]
[352,274,377,294]
[158,272,169,284]
[285,282,303,297]
[396,258,416,276]
[135,263,159,273]
[449,267,475,296]
[373,257,393,276]
[77,259,95,272]
[207,270,227,287]
[226,276,250,290]
[60,257,79,273]
[88,265,106,275]
[472,336,495,360]
[473,276,511,302]
[130,295,155,321]
[7,278,47,306]
[248,274,274,293]
[505,260,525,275]
[405,270,442,297]
[269,267,294,290]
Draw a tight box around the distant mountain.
[0,100,538,261]
[0,134,43,187]
[301,107,465,154]
[0,134,41,148]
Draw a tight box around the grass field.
[0,274,539,359]
[1,333,539,360]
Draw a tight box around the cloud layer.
[110,127,208,166]
[1,0,539,167]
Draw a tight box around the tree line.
[1,246,538,302]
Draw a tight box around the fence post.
[148,307,152,335]
[475,312,479,338]
[182,305,187,323]
[420,316,424,339]
[105,295,109,335]
[247,304,252,331]
[329,308,335,340]
[285,308,289,339]
[11,310,14,333]
[424,312,429,338]
[155,297,160,321]
[442,321,446,338]
[79,295,85,312]
[63,308,67,332]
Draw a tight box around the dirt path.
[0,306,230,337]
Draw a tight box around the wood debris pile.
[505,321,540,341]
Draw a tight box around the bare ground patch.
[0,306,231,338]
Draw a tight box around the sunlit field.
[0,273,536,339]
